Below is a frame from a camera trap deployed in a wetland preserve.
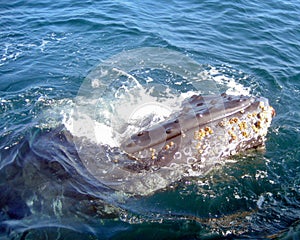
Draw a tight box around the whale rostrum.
[121,93,275,171]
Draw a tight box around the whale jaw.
[121,93,275,171]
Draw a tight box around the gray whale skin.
[120,93,275,172]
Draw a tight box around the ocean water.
[1,0,300,239]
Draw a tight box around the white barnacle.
[173,151,182,160]
[183,146,192,156]
[186,157,197,165]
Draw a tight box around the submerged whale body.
[120,93,275,172]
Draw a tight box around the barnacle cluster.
[164,141,175,151]
[193,126,214,155]
[149,148,157,160]
[224,101,274,148]
[190,99,274,163]
[194,126,214,141]
[138,141,177,162]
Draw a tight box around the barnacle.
[229,117,239,124]
[218,119,227,127]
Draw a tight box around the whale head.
[121,93,275,171]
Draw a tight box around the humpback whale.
[34,92,274,195]
[120,93,275,172]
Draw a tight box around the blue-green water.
[1,0,300,239]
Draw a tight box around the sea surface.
[1,0,300,239]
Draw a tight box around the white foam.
[94,122,119,147]
[128,102,172,122]
[208,67,250,96]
